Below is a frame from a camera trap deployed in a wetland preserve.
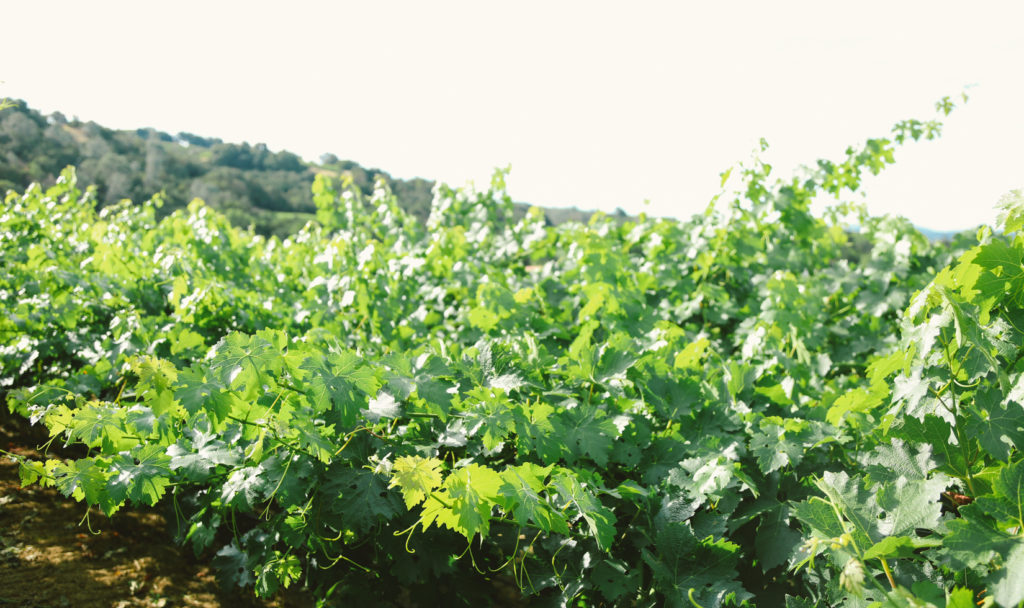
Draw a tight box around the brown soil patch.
[0,414,311,608]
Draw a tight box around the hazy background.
[3,0,1022,231]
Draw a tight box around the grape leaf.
[107,443,172,506]
[755,504,802,571]
[209,332,283,398]
[962,384,1019,456]
[175,367,224,417]
[552,471,616,551]
[301,351,379,426]
[641,520,749,608]
[944,505,1019,568]
[497,463,568,535]
[221,465,272,508]
[557,406,619,467]
[213,542,255,589]
[749,422,804,474]
[990,543,1024,608]
[442,463,503,539]
[815,471,881,546]
[861,439,937,483]
[321,467,403,534]
[389,456,444,509]
[50,457,116,515]
[167,429,241,480]
[591,559,638,601]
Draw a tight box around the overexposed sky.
[3,1,1022,231]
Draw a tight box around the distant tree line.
[0,100,605,236]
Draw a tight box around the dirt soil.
[0,414,312,608]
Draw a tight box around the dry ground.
[0,415,312,608]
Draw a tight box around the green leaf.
[169,326,206,356]
[221,465,273,508]
[213,543,255,588]
[68,402,131,452]
[890,367,932,419]
[966,387,1024,461]
[669,451,739,506]
[443,463,503,539]
[463,387,517,451]
[257,455,314,509]
[944,504,1019,569]
[513,400,564,463]
[558,406,620,467]
[872,474,945,538]
[321,467,403,534]
[815,471,880,546]
[792,497,845,540]
[497,463,568,534]
[750,422,804,474]
[974,238,1024,308]
[945,587,979,608]
[167,429,241,480]
[641,520,749,608]
[413,376,454,418]
[784,596,816,608]
[255,551,302,597]
[591,559,638,601]
[553,471,617,551]
[900,305,952,368]
[363,391,401,423]
[891,415,970,480]
[641,373,701,421]
[50,458,116,516]
[994,458,1024,523]
[389,456,444,509]
[867,350,906,385]
[674,338,710,371]
[209,332,284,398]
[989,542,1024,608]
[468,306,500,332]
[755,504,802,571]
[175,367,224,417]
[132,356,179,392]
[862,535,941,560]
[291,417,336,463]
[595,332,638,382]
[106,443,172,506]
[862,439,937,483]
[996,189,1024,234]
[827,385,885,426]
[301,351,379,426]
[568,321,598,380]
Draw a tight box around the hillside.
[0,100,601,236]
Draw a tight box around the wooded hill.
[0,100,601,236]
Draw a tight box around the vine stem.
[113,376,128,405]
[259,456,292,519]
[879,558,896,590]
[940,333,978,496]
[819,492,893,597]
[688,588,706,608]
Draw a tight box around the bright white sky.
[3,1,1022,231]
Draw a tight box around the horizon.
[0,96,981,237]
[3,1,1023,232]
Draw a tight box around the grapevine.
[3,96,1023,607]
